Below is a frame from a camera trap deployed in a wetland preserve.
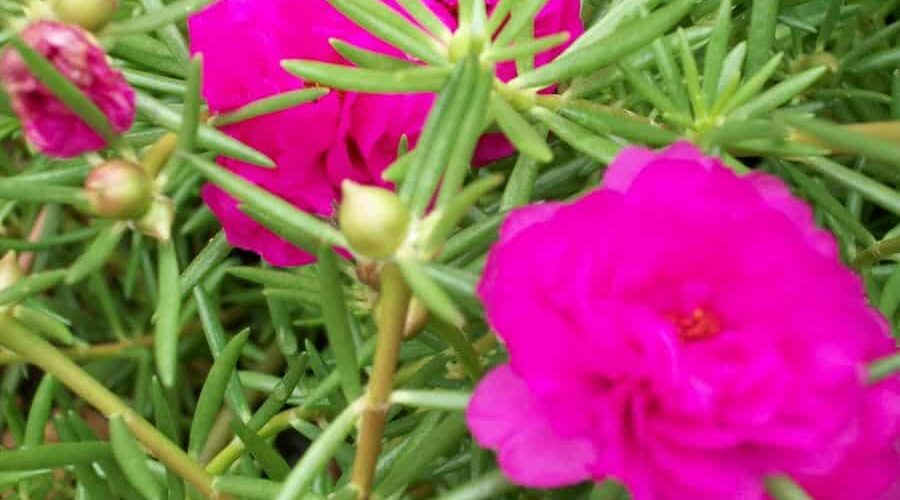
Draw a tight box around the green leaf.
[436,470,513,500]
[194,288,253,421]
[401,57,478,215]
[0,442,113,471]
[802,156,900,217]
[847,46,900,74]
[785,167,875,247]
[840,20,900,67]
[138,0,191,64]
[230,418,291,480]
[783,115,900,171]
[491,96,553,162]
[136,92,275,168]
[513,0,698,89]
[651,36,691,113]
[154,240,181,388]
[245,356,307,430]
[530,107,621,164]
[0,270,66,307]
[397,0,452,40]
[703,118,788,147]
[8,36,117,143]
[428,318,482,378]
[188,329,250,456]
[13,306,76,346]
[869,352,900,383]
[66,223,125,284]
[23,375,56,447]
[745,0,780,76]
[0,179,89,211]
[324,0,445,65]
[282,61,448,93]
[390,389,471,411]
[720,52,783,114]
[104,0,218,35]
[424,174,505,254]
[177,56,204,155]
[559,104,678,146]
[179,231,231,296]
[717,41,746,94]
[375,413,468,497]
[212,88,329,127]
[765,475,812,500]
[329,39,415,70]
[228,266,319,291]
[181,153,347,252]
[109,415,163,500]
[437,62,495,207]
[487,33,570,63]
[316,246,362,401]
[731,66,827,118]
[214,477,288,500]
[501,139,546,209]
[398,258,466,328]
[618,61,688,121]
[149,379,185,500]
[677,29,705,117]
[702,0,732,106]
[276,403,360,500]
[493,0,551,47]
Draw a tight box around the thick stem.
[350,263,411,499]
[0,314,220,498]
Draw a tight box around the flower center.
[671,308,722,341]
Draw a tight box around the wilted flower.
[189,0,583,266]
[0,21,135,158]
[467,142,900,499]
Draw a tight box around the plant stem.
[853,235,900,268]
[0,314,221,498]
[350,263,411,499]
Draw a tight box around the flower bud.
[338,181,410,260]
[85,159,153,219]
[0,21,135,158]
[49,0,118,32]
[0,253,23,291]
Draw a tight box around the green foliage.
[0,0,898,499]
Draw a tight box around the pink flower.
[0,21,135,158]
[189,0,582,266]
[467,142,900,499]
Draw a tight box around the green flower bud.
[338,181,410,260]
[85,159,153,220]
[49,0,118,32]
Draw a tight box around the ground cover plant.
[0,0,898,499]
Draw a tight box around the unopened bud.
[0,253,23,290]
[49,0,118,32]
[135,196,174,241]
[85,159,153,219]
[338,181,410,260]
[0,21,135,158]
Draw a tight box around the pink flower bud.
[0,21,135,158]
[85,159,153,219]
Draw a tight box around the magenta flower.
[0,21,135,158]
[467,142,900,499]
[189,0,583,266]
